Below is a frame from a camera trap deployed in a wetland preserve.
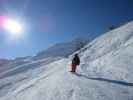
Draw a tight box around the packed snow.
[0,21,133,100]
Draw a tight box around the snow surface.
[0,21,133,100]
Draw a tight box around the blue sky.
[0,0,133,59]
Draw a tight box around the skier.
[70,53,80,73]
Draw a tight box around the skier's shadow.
[75,73,133,87]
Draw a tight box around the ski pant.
[71,64,77,72]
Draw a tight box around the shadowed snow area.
[0,21,133,100]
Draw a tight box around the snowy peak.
[33,37,89,60]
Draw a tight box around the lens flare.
[0,16,24,40]
[3,18,22,34]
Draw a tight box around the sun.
[0,16,25,41]
[3,18,23,35]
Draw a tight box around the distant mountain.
[0,59,10,66]
[33,37,89,60]
[0,59,11,73]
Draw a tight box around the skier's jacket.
[72,54,80,65]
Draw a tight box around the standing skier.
[70,53,80,73]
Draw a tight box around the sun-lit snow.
[0,21,133,100]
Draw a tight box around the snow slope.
[0,37,88,98]
[0,37,88,80]
[0,21,133,100]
